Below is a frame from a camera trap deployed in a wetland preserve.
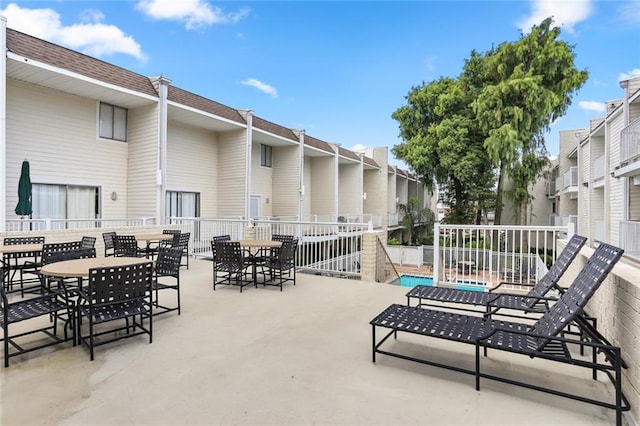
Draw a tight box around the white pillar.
[0,17,7,232]
[243,110,253,221]
[152,75,171,225]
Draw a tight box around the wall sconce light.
[362,192,367,200]
[582,182,589,188]
[110,191,118,201]
[395,197,400,203]
[265,198,270,204]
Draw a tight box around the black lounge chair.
[371,242,628,425]
[406,234,587,315]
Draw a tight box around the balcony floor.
[1,259,620,425]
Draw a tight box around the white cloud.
[518,0,592,34]
[136,0,249,30]
[617,0,640,25]
[578,100,606,113]
[240,78,278,98]
[619,68,640,82]
[1,3,144,60]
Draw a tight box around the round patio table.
[40,256,150,278]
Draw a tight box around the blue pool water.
[392,274,486,292]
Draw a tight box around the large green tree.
[474,17,588,224]
[392,51,495,224]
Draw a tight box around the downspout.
[242,110,253,221]
[0,17,6,232]
[620,80,630,222]
[152,75,171,225]
[333,144,340,221]
[296,129,305,221]
[359,153,365,214]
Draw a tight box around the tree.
[474,17,588,224]
[397,196,435,245]
[392,52,496,224]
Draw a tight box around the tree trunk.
[494,162,505,225]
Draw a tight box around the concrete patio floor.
[1,258,620,425]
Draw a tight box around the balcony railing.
[592,154,605,181]
[619,221,640,259]
[388,213,399,227]
[564,166,578,189]
[595,220,606,242]
[5,217,157,232]
[433,223,573,290]
[620,118,640,165]
[562,215,578,226]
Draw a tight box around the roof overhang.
[167,102,246,133]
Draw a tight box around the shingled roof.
[304,135,335,154]
[168,86,245,124]
[6,28,158,97]
[253,116,299,142]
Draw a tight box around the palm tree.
[398,196,435,245]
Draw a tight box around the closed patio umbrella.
[15,160,33,217]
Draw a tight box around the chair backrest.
[43,247,96,265]
[102,232,116,251]
[114,235,139,257]
[41,241,84,265]
[81,236,97,249]
[86,262,153,305]
[3,236,45,245]
[212,235,231,243]
[530,242,624,351]
[524,234,587,308]
[155,247,182,278]
[176,232,190,251]
[161,229,181,247]
[272,234,295,242]
[215,241,244,271]
[163,229,181,236]
[274,239,298,266]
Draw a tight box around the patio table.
[0,243,44,293]
[133,233,174,258]
[232,240,282,285]
[40,256,150,279]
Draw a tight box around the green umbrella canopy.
[15,160,33,216]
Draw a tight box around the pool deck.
[1,258,622,425]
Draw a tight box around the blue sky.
[1,0,638,167]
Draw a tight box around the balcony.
[620,220,640,259]
[563,166,578,196]
[615,118,640,178]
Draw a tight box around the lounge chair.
[406,234,587,315]
[371,242,628,425]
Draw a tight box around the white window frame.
[98,102,128,142]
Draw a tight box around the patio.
[1,258,619,425]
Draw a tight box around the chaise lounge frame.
[370,242,629,425]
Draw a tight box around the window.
[260,144,272,168]
[99,102,128,141]
[32,184,99,220]
[166,191,200,218]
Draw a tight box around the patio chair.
[40,243,96,295]
[212,241,251,292]
[1,280,75,367]
[2,236,45,296]
[371,242,627,426]
[80,236,96,249]
[152,247,182,316]
[77,262,154,361]
[263,239,298,291]
[406,234,587,316]
[173,232,190,269]
[113,235,144,257]
[102,232,116,257]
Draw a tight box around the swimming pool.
[391,274,486,292]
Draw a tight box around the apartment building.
[553,75,640,258]
[0,23,430,233]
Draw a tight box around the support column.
[361,230,386,283]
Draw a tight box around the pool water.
[391,274,486,292]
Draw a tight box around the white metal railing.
[564,166,578,189]
[548,215,561,226]
[620,118,640,165]
[5,217,157,232]
[546,179,556,197]
[619,221,640,259]
[433,223,573,290]
[295,214,382,229]
[555,177,561,194]
[388,213,399,227]
[595,220,606,242]
[165,217,370,276]
[593,154,605,181]
[385,245,424,266]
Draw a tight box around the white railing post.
[45,218,51,230]
[433,222,440,285]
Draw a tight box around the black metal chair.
[39,243,96,295]
[371,242,628,426]
[113,235,143,257]
[211,235,231,268]
[2,236,45,296]
[263,239,298,291]
[1,281,75,367]
[80,236,96,249]
[77,262,154,361]
[173,232,190,269]
[102,232,116,257]
[212,241,251,292]
[406,234,588,315]
[152,247,182,316]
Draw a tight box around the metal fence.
[165,217,371,277]
[433,223,573,290]
[6,217,157,232]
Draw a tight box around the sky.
[1,0,638,167]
